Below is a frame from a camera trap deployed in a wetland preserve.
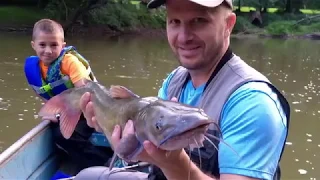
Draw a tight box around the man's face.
[31,31,66,66]
[166,0,234,70]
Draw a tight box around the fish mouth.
[158,119,212,150]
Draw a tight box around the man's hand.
[79,92,103,132]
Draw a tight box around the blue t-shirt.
[157,71,288,180]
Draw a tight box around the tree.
[45,0,108,33]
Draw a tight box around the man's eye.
[193,18,207,24]
[169,19,180,25]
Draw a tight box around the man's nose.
[177,25,194,43]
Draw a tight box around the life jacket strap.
[32,76,71,95]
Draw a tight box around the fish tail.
[38,93,81,139]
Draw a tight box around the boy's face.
[31,31,66,66]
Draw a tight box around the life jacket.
[24,46,97,100]
[148,49,290,180]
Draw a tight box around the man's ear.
[62,42,66,48]
[225,12,236,37]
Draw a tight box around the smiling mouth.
[180,46,200,50]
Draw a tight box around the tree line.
[0,0,319,35]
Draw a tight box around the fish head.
[136,99,215,151]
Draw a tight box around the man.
[74,0,291,179]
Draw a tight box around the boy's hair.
[32,19,64,40]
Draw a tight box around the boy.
[24,19,113,172]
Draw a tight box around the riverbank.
[2,24,319,40]
[0,4,167,38]
[0,5,319,40]
[0,23,168,39]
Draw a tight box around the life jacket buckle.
[40,83,52,93]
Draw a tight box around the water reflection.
[1,32,320,179]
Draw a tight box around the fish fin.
[110,85,140,99]
[126,144,144,162]
[59,106,82,139]
[115,134,142,161]
[38,94,81,139]
[108,152,119,170]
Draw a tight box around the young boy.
[24,19,113,172]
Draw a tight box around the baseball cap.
[147,0,233,9]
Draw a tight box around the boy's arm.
[61,54,91,87]
[73,78,87,87]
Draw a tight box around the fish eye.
[155,123,162,130]
[155,118,163,131]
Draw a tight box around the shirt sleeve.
[157,69,177,100]
[218,82,288,180]
[61,54,90,84]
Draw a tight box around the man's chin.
[179,63,203,71]
[178,59,203,70]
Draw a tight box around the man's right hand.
[79,92,103,132]
[79,85,139,132]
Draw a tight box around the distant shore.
[1,5,319,40]
[0,24,168,38]
[1,23,319,41]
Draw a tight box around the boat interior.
[0,120,150,180]
[0,120,87,179]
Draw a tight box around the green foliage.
[0,0,319,37]
[265,20,320,35]
[262,10,320,36]
[233,16,257,33]
[300,22,320,33]
[0,0,39,6]
[134,7,166,29]
[88,2,166,30]
[44,1,65,20]
[233,0,320,11]
[262,13,284,25]
[0,6,45,25]
[265,21,300,35]
[89,2,139,30]
[261,13,306,26]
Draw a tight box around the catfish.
[38,80,223,170]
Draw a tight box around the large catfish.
[38,80,221,168]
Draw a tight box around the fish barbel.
[38,80,220,166]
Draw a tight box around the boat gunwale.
[0,120,51,166]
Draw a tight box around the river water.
[0,32,320,179]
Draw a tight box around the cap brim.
[147,0,227,9]
[190,0,224,8]
[147,0,165,9]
